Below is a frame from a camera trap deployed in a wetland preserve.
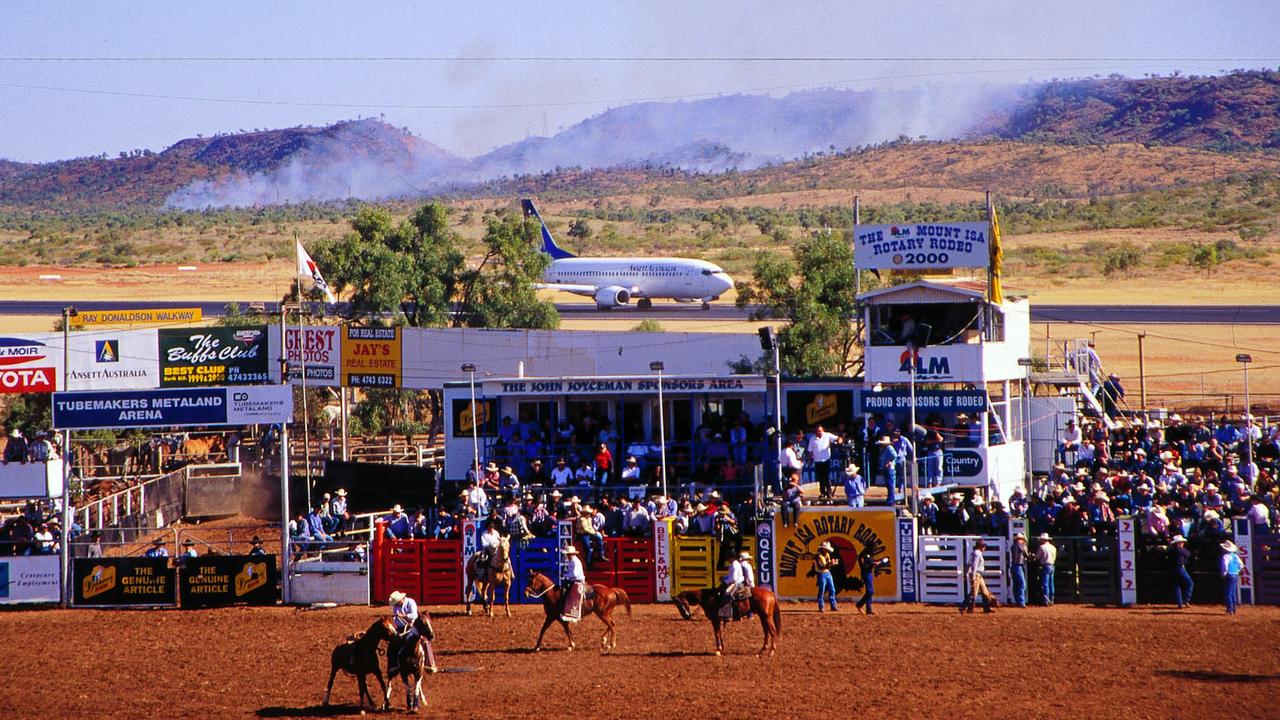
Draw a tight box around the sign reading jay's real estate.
[854,222,990,271]
[52,386,293,430]
[159,326,270,386]
[341,326,401,388]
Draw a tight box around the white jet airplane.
[522,199,735,310]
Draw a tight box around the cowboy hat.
[335,488,347,497]
[151,537,166,546]
[389,591,407,604]
[181,538,195,546]
[392,503,404,514]
[819,541,833,551]
[1170,535,1186,544]
[695,503,708,512]
[561,545,579,555]
[1220,541,1238,553]
[971,496,985,505]
[550,490,563,498]
[1014,532,1026,540]
[1038,533,1051,540]
[738,551,753,560]
[7,428,18,437]
[844,464,861,475]
[569,495,581,504]
[626,456,638,463]
[921,494,935,503]
[876,436,892,445]
[501,465,513,474]
[485,462,499,471]
[250,535,263,544]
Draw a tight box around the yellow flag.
[989,201,1004,302]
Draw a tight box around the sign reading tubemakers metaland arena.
[854,222,990,271]
[159,326,270,386]
[52,386,294,430]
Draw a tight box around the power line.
[0,55,1276,63]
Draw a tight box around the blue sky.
[1,1,1277,162]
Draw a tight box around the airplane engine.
[594,286,631,308]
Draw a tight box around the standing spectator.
[1221,540,1242,615]
[918,495,938,533]
[1170,535,1194,609]
[779,474,803,528]
[27,432,51,462]
[779,437,804,488]
[923,427,945,487]
[714,505,741,565]
[4,428,28,464]
[1009,533,1031,608]
[842,464,866,508]
[1036,534,1057,606]
[854,545,878,614]
[876,437,899,507]
[465,480,489,517]
[806,426,839,500]
[86,530,104,558]
[593,443,614,486]
[1247,496,1271,533]
[180,538,198,558]
[226,430,241,465]
[1100,373,1125,421]
[960,539,997,614]
[144,537,169,558]
[812,541,838,612]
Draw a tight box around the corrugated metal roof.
[858,279,986,304]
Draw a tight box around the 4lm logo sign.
[897,348,952,380]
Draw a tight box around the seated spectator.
[3,428,28,464]
[33,523,55,554]
[623,499,652,537]
[779,474,803,528]
[384,504,410,539]
[550,457,573,486]
[465,480,489,517]
[574,458,595,485]
[620,456,641,483]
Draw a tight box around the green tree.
[1190,244,1220,275]
[736,231,869,376]
[630,319,664,332]
[567,218,592,241]
[461,213,559,329]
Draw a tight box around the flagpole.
[294,237,312,513]
[985,190,994,299]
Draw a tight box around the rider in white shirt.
[477,520,502,580]
[388,591,420,674]
[719,550,756,618]
[560,545,587,623]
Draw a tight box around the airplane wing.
[535,282,599,297]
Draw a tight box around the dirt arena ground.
[1,602,1276,719]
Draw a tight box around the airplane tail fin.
[521,199,575,259]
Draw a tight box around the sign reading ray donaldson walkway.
[854,221,990,271]
[52,385,293,430]
[69,307,202,327]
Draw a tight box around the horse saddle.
[584,586,597,601]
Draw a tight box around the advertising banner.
[53,385,293,430]
[70,307,202,327]
[489,375,767,396]
[72,557,177,606]
[159,326,270,387]
[786,390,854,428]
[63,329,160,391]
[859,389,988,414]
[451,398,496,438]
[0,335,58,393]
[341,326,401,388]
[854,221,990,271]
[755,520,774,590]
[653,518,673,601]
[179,554,278,608]
[269,325,341,386]
[0,555,61,604]
[896,517,918,603]
[773,508,900,601]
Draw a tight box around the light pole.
[1017,357,1035,493]
[462,363,479,478]
[1237,353,1253,475]
[758,327,783,496]
[59,306,76,607]
[651,361,668,499]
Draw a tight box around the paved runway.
[0,299,1276,324]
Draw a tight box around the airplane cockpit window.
[702,269,713,275]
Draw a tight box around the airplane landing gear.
[701,301,711,310]
[637,298,653,309]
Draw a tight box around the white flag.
[296,240,337,303]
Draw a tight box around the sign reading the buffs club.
[341,326,401,388]
[159,326,270,387]
[772,508,900,602]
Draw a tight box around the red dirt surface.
[0,603,1276,719]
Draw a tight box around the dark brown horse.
[386,614,435,713]
[323,618,396,710]
[523,570,631,652]
[673,587,781,656]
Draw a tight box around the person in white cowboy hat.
[875,436,900,507]
[1169,535,1194,608]
[329,488,348,519]
[960,539,998,614]
[812,541,839,612]
[3,426,28,464]
[1009,533,1031,607]
[1220,540,1243,615]
[842,463,866,508]
[559,544,586,622]
[719,549,756,620]
[387,590,437,674]
[1035,533,1057,606]
[1057,418,1081,465]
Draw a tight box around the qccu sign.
[854,221,990,271]
[0,337,56,393]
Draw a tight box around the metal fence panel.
[1254,532,1280,605]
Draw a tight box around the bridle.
[526,582,554,599]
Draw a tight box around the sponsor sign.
[653,518,673,601]
[755,519,774,589]
[0,555,61,604]
[557,520,573,581]
[341,326,401,388]
[0,336,57,393]
[854,221,990,271]
[179,554,278,608]
[490,376,767,396]
[452,398,496,438]
[1232,517,1254,605]
[52,385,293,430]
[159,326,270,386]
[859,389,988,414]
[897,347,956,381]
[64,329,160,391]
[943,449,984,478]
[1117,516,1137,606]
[461,519,478,579]
[774,508,899,601]
[70,307,202,327]
[784,390,853,429]
[897,517,917,603]
[0,459,63,499]
[283,325,340,385]
[72,557,177,606]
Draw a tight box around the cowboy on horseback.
[475,519,502,583]
[560,544,586,623]
[719,550,755,620]
[387,591,422,676]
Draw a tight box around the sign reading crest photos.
[159,326,270,387]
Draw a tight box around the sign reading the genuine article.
[52,386,293,430]
[854,222,990,271]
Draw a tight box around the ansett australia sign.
[854,221,990,271]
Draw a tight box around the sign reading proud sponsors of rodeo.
[52,385,293,430]
[179,555,278,608]
[278,325,341,385]
[773,508,900,601]
[341,326,401,388]
[64,329,160,391]
[854,221,990,271]
[72,557,177,607]
[490,375,767,396]
[0,336,58,393]
[859,389,988,414]
[159,326,270,387]
[0,555,61,604]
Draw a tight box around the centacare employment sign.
[52,385,293,430]
[854,221,990,271]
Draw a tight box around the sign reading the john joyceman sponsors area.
[159,326,270,386]
[854,222,990,271]
[492,376,767,396]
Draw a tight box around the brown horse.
[323,618,396,710]
[673,587,781,657]
[523,570,631,652]
[464,535,514,617]
[385,614,435,713]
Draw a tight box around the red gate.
[581,536,656,603]
[372,523,462,605]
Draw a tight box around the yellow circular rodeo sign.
[773,509,901,601]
